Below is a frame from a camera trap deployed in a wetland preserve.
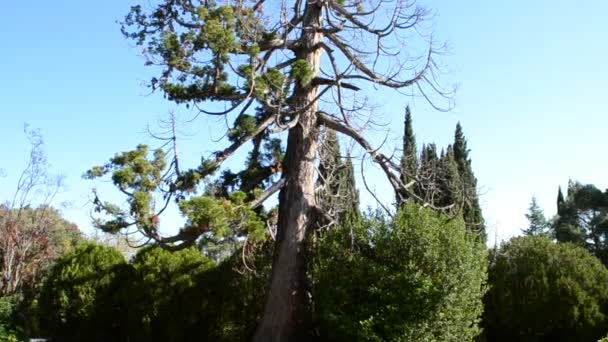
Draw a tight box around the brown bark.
[251,1,324,341]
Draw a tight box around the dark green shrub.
[37,243,127,341]
[483,236,608,341]
[314,204,488,341]
[0,296,22,341]
[124,245,215,341]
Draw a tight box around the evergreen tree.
[452,123,485,240]
[552,181,608,265]
[522,196,549,236]
[318,129,362,227]
[418,143,439,203]
[437,145,462,210]
[340,153,362,226]
[398,106,418,205]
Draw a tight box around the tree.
[88,0,451,338]
[436,144,461,210]
[552,180,608,265]
[313,204,488,341]
[317,129,362,227]
[398,106,418,205]
[452,123,485,240]
[522,196,549,236]
[0,127,81,296]
[483,236,608,341]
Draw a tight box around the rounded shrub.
[313,204,488,341]
[483,236,608,341]
[37,242,127,341]
[124,245,215,341]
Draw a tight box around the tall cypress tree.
[317,129,361,226]
[340,153,363,227]
[453,123,485,240]
[398,106,418,205]
[418,143,439,203]
[437,144,461,210]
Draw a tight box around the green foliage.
[522,196,550,236]
[179,192,266,243]
[483,236,608,342]
[314,204,488,341]
[317,129,362,226]
[0,296,22,341]
[291,59,313,85]
[453,123,485,240]
[124,246,215,341]
[552,180,608,265]
[398,105,417,204]
[0,205,83,295]
[37,243,127,341]
[34,240,271,341]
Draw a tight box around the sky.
[1,0,607,245]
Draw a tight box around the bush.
[483,236,608,341]
[124,245,215,341]
[37,243,127,341]
[0,296,22,341]
[313,204,488,341]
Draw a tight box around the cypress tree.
[418,143,439,203]
[453,123,485,240]
[398,106,418,205]
[437,145,462,211]
[317,129,361,227]
[340,153,363,228]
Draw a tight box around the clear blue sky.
[1,0,606,244]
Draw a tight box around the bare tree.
[88,0,454,339]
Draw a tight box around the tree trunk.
[251,2,323,341]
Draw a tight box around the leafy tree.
[314,204,488,341]
[483,236,608,342]
[398,106,418,205]
[522,196,549,236]
[552,180,608,265]
[0,126,82,296]
[452,123,485,240]
[37,243,128,341]
[89,0,451,338]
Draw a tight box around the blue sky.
[1,0,606,244]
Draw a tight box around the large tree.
[452,123,485,240]
[88,0,450,339]
[398,105,418,205]
[552,180,608,265]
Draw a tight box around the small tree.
[522,196,549,236]
[483,236,608,342]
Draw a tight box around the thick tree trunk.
[251,2,323,341]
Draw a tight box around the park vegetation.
[2,0,608,340]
